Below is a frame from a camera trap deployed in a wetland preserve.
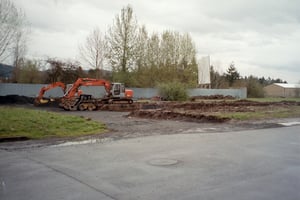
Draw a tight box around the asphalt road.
[1,126,300,200]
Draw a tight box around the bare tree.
[146,33,160,67]
[12,28,28,68]
[79,27,105,79]
[0,0,26,62]
[106,5,138,75]
[135,25,148,69]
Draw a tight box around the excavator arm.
[63,78,111,99]
[34,82,66,105]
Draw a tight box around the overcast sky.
[12,0,300,83]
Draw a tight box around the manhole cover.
[148,158,179,166]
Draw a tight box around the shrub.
[247,78,265,98]
[157,82,188,101]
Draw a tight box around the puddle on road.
[148,158,180,166]
[278,122,300,127]
[52,138,113,147]
[182,128,218,134]
[49,121,300,148]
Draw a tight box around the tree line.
[210,63,287,97]
[1,3,198,87]
[0,1,289,97]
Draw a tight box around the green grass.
[0,107,106,139]
[216,106,300,120]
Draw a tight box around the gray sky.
[13,0,300,83]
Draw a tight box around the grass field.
[215,106,300,120]
[0,107,106,139]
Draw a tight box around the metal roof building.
[264,83,300,97]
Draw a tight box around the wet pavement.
[1,126,300,200]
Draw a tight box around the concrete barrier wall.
[0,83,65,97]
[128,88,158,99]
[0,83,247,99]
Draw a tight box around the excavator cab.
[111,83,133,99]
[111,83,123,97]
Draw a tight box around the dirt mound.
[129,109,230,123]
[98,103,139,112]
[0,95,64,106]
[137,101,271,112]
[0,95,34,104]
[127,100,300,123]
[191,95,235,100]
[127,101,237,123]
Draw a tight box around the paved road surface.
[1,126,300,200]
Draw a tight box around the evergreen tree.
[226,62,240,87]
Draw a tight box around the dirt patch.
[129,109,229,123]
[1,95,300,123]
[190,95,235,100]
[98,103,139,112]
[127,100,300,122]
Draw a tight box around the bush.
[157,82,188,101]
[247,78,265,98]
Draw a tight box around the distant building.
[0,63,14,82]
[264,83,300,98]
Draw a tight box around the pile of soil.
[191,95,235,100]
[0,95,34,104]
[137,101,272,112]
[98,103,139,112]
[128,100,300,122]
[129,109,230,123]
[0,95,61,106]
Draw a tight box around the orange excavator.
[34,82,66,106]
[60,78,133,111]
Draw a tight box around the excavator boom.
[34,82,66,106]
[64,78,111,99]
